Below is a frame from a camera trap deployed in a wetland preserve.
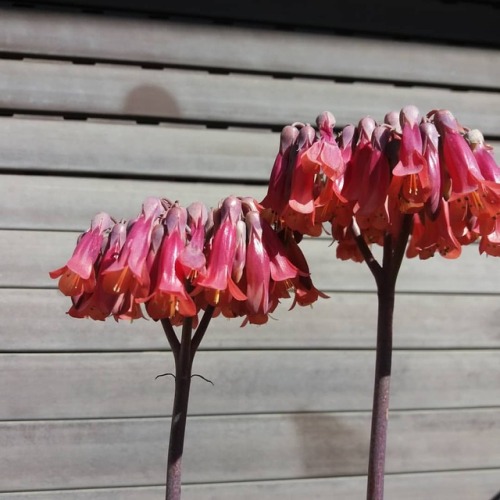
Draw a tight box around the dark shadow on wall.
[123,85,181,121]
[289,412,369,477]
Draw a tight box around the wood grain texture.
[0,409,499,490]
[1,469,499,500]
[0,118,277,182]
[2,350,499,419]
[0,174,267,231]
[0,121,498,187]
[3,289,500,351]
[1,7,499,89]
[7,0,499,45]
[3,229,500,294]
[0,60,499,134]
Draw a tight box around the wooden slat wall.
[0,4,499,499]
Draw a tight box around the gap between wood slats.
[0,7,499,90]
[3,229,500,294]
[6,0,499,46]
[2,289,500,351]
[0,469,499,500]
[0,409,498,490]
[0,60,499,135]
[1,351,499,419]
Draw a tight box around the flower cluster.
[261,106,500,260]
[50,196,322,325]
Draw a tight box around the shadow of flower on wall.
[123,85,181,121]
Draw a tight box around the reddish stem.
[354,217,411,500]
[161,306,215,500]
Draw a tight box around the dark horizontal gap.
[0,166,270,185]
[2,405,499,424]
[3,0,499,48]
[0,106,285,132]
[1,50,499,95]
[2,284,500,299]
[2,346,499,354]
[3,466,500,494]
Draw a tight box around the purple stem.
[161,306,215,500]
[353,217,411,500]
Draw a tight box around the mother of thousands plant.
[260,105,500,500]
[51,104,500,500]
[50,195,322,500]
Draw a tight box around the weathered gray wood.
[0,168,498,230]
[0,174,267,231]
[0,121,498,187]
[1,469,499,500]
[0,118,278,182]
[0,409,498,490]
[0,60,499,135]
[2,350,498,419]
[3,289,500,351]
[1,8,499,89]
[4,229,500,293]
[0,471,497,500]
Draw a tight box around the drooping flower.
[50,212,113,296]
[141,204,197,321]
[101,197,163,298]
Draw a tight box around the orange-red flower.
[50,212,113,296]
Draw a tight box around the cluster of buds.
[261,106,500,260]
[50,196,323,325]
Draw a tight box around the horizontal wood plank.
[1,8,499,89]
[0,119,277,182]
[3,289,500,351]
[9,0,500,46]
[0,174,267,230]
[3,229,500,294]
[0,60,499,135]
[1,470,499,500]
[0,409,499,490]
[0,122,498,187]
[2,350,499,419]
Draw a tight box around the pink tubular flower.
[433,109,484,195]
[300,111,345,182]
[68,220,128,320]
[50,212,113,296]
[261,125,300,216]
[178,202,208,279]
[195,196,246,304]
[142,204,197,321]
[101,197,163,298]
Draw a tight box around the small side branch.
[161,318,180,360]
[350,219,382,282]
[191,305,215,356]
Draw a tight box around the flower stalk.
[359,216,411,500]
[162,305,215,500]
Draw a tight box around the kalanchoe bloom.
[465,129,500,183]
[52,195,322,325]
[196,196,246,304]
[142,204,197,321]
[301,111,344,182]
[101,197,163,298]
[432,109,484,195]
[50,212,113,296]
[260,105,500,262]
[68,220,128,320]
